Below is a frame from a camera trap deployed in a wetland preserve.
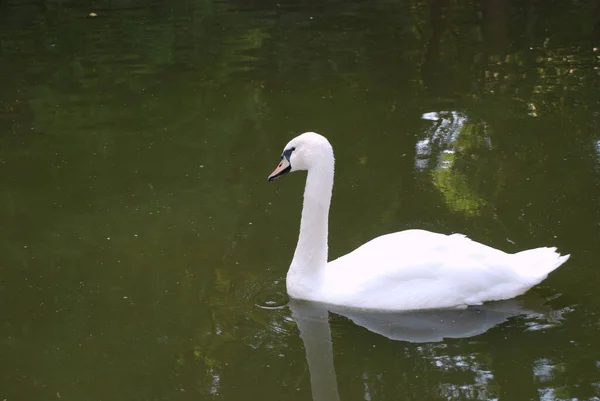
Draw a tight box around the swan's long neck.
[287,156,334,297]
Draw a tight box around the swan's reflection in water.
[290,301,341,401]
[288,296,564,401]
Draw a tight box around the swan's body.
[268,132,570,312]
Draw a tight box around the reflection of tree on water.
[415,111,495,217]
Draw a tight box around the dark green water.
[1,0,599,399]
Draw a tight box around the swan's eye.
[291,147,296,151]
[282,147,295,161]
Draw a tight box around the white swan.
[267,132,570,311]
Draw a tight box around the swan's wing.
[324,230,523,310]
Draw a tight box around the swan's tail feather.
[513,247,570,280]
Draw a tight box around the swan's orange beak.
[268,157,291,182]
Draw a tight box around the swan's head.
[268,132,333,182]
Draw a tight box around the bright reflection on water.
[0,0,599,400]
[416,111,495,216]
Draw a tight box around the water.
[0,0,599,399]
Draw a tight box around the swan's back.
[322,230,569,311]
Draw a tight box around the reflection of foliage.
[431,119,501,217]
[416,112,496,217]
[432,151,486,216]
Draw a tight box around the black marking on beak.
[267,147,295,182]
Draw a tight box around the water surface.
[1,0,599,400]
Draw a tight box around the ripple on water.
[238,274,289,310]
